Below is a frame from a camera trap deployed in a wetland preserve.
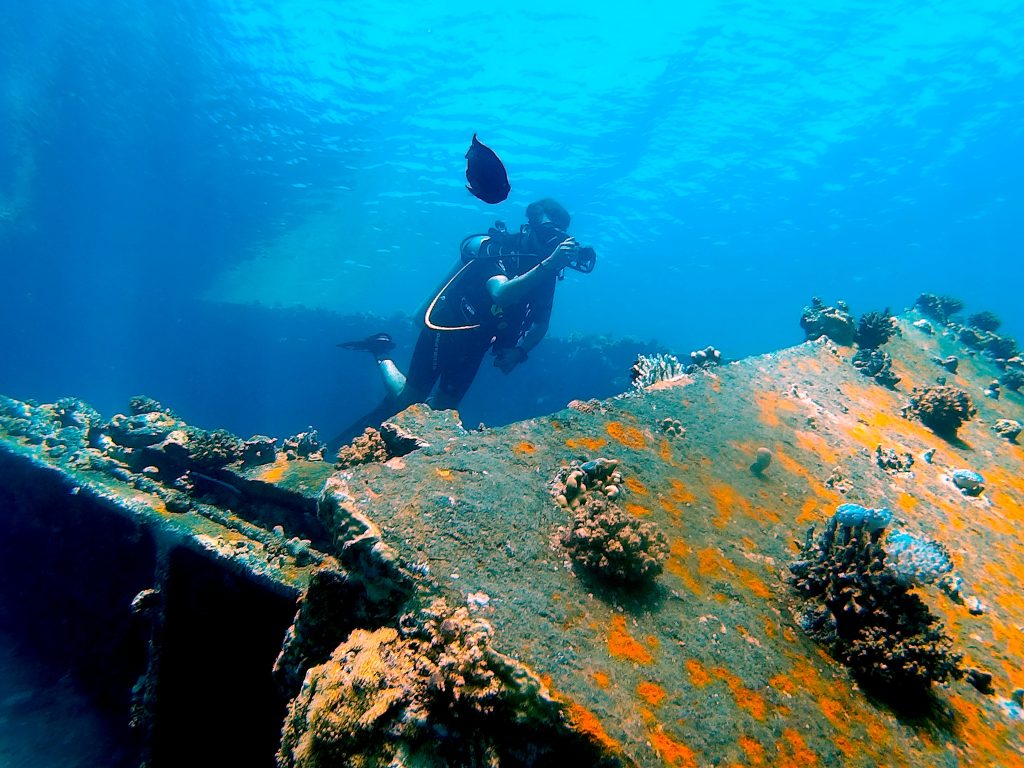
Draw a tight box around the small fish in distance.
[465,134,510,204]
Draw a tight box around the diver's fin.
[337,332,395,357]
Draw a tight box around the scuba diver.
[334,198,596,446]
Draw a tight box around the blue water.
[0,1,1022,759]
[2,0,1022,435]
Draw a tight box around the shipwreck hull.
[1,308,1023,766]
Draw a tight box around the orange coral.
[605,421,647,449]
[608,614,653,664]
[686,659,712,687]
[625,476,649,495]
[649,728,698,768]
[636,680,667,707]
[566,436,607,452]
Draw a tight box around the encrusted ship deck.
[1,308,1022,767]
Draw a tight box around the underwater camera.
[565,242,597,273]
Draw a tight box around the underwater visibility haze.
[0,0,1021,437]
[2,2,1024,766]
[2,0,1023,438]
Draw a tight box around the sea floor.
[0,627,133,768]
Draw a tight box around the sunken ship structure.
[1,297,1022,767]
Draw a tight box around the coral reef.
[630,353,685,391]
[912,318,934,335]
[901,385,976,438]
[177,427,246,469]
[967,311,1002,333]
[959,327,1020,360]
[567,399,605,415]
[932,355,959,374]
[789,507,963,693]
[277,599,592,768]
[335,427,390,469]
[552,458,622,510]
[854,310,896,349]
[833,503,892,532]
[958,325,990,350]
[852,348,900,389]
[241,435,277,466]
[687,345,722,372]
[986,335,1019,360]
[552,458,667,584]
[875,445,914,474]
[883,529,954,586]
[992,419,1021,443]
[284,429,326,461]
[659,418,685,438]
[1002,367,1024,393]
[560,495,668,585]
[273,568,398,695]
[128,395,173,416]
[800,297,855,346]
[107,410,180,448]
[54,397,102,435]
[914,293,963,324]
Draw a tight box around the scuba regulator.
[459,220,597,274]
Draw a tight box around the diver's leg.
[331,328,446,448]
[429,332,491,411]
[378,358,406,397]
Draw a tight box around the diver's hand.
[493,347,527,374]
[547,238,577,270]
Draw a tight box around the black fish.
[465,134,510,204]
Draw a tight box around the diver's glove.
[493,346,527,374]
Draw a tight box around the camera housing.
[568,244,596,273]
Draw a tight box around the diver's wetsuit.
[336,226,561,443]
[411,242,557,408]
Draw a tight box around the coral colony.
[789,504,964,693]
[1,294,1022,766]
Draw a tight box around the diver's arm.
[493,303,552,374]
[486,238,575,308]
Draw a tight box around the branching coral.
[630,353,685,391]
[875,445,914,474]
[901,385,976,438]
[800,297,855,345]
[967,311,1002,333]
[686,345,722,372]
[284,429,326,461]
[277,599,586,768]
[992,419,1021,443]
[915,293,963,323]
[852,348,900,389]
[561,495,668,584]
[182,427,246,469]
[789,508,963,693]
[335,427,390,468]
[854,310,895,349]
[1002,367,1024,393]
[54,397,101,435]
[957,324,1018,360]
[128,395,174,416]
[986,334,1019,360]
